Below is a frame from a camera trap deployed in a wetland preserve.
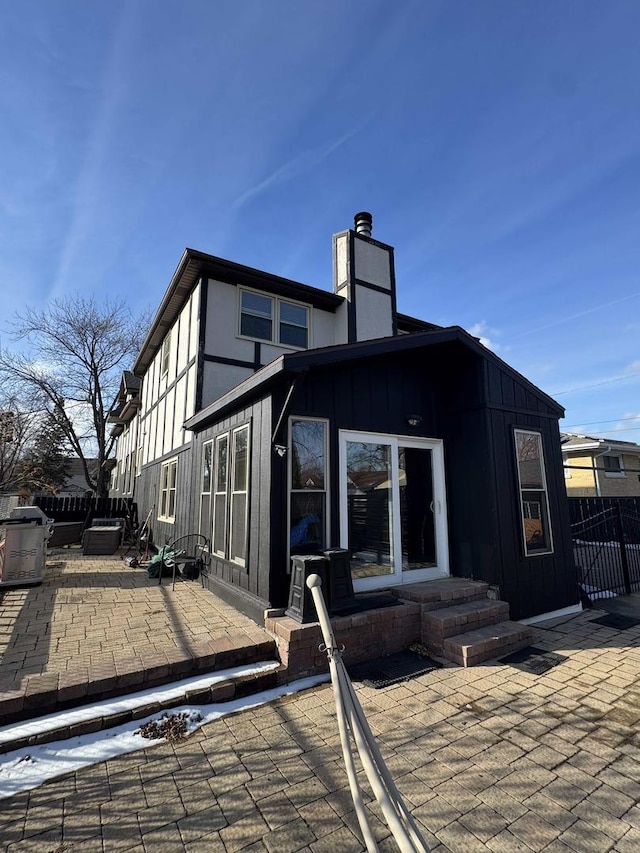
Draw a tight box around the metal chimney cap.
[354,211,373,237]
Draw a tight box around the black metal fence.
[569,498,640,599]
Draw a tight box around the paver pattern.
[1,607,639,851]
[0,551,273,720]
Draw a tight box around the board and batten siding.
[481,360,577,620]
[192,395,273,623]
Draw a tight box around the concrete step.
[423,599,510,652]
[443,621,535,667]
[0,661,282,755]
[394,577,490,611]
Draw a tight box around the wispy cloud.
[50,6,139,298]
[232,117,374,213]
[519,290,640,338]
[466,321,503,353]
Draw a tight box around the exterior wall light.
[406,415,423,427]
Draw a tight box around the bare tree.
[0,394,42,493]
[0,296,146,497]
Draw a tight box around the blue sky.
[1,1,640,440]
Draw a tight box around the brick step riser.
[421,603,510,649]
[419,592,490,612]
[0,669,280,755]
[0,641,278,729]
[443,628,535,668]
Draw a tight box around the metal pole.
[306,574,430,853]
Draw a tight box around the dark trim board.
[201,571,268,626]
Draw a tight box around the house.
[56,458,98,497]
[561,432,640,497]
[110,212,578,625]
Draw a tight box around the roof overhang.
[133,248,343,376]
[185,325,564,433]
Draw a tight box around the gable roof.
[186,325,564,432]
[132,248,439,377]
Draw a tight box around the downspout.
[592,445,611,497]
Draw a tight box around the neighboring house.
[107,371,142,496]
[56,458,98,496]
[561,433,640,497]
[110,212,577,623]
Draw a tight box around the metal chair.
[160,534,210,590]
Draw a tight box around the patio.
[0,549,277,728]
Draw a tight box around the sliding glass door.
[339,431,448,591]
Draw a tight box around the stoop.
[393,578,534,667]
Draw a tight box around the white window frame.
[158,457,178,522]
[603,454,625,478]
[514,429,553,557]
[212,434,229,558]
[339,430,449,591]
[288,417,330,568]
[211,424,251,566]
[229,424,250,567]
[199,440,213,540]
[160,330,171,378]
[238,287,310,350]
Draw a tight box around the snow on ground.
[0,673,329,800]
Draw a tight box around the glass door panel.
[345,440,396,580]
[399,447,437,571]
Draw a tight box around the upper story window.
[161,330,171,377]
[239,289,309,349]
[603,454,625,477]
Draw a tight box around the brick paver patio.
[1,605,639,851]
[0,551,274,723]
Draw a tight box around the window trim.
[514,428,554,557]
[158,457,178,523]
[288,416,330,569]
[229,424,250,567]
[199,439,213,540]
[603,454,625,478]
[160,330,171,378]
[211,423,251,567]
[238,287,310,350]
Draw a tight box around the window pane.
[213,495,227,554]
[280,323,308,348]
[346,441,394,578]
[169,461,177,488]
[230,494,247,563]
[604,455,621,472]
[199,494,211,539]
[202,443,212,493]
[291,420,325,490]
[280,302,307,326]
[290,493,325,553]
[168,488,176,519]
[241,314,272,341]
[233,428,248,491]
[522,491,551,553]
[242,292,272,318]
[216,437,228,491]
[516,431,544,489]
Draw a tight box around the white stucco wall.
[353,239,391,289]
[355,285,393,341]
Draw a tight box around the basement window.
[514,429,553,556]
